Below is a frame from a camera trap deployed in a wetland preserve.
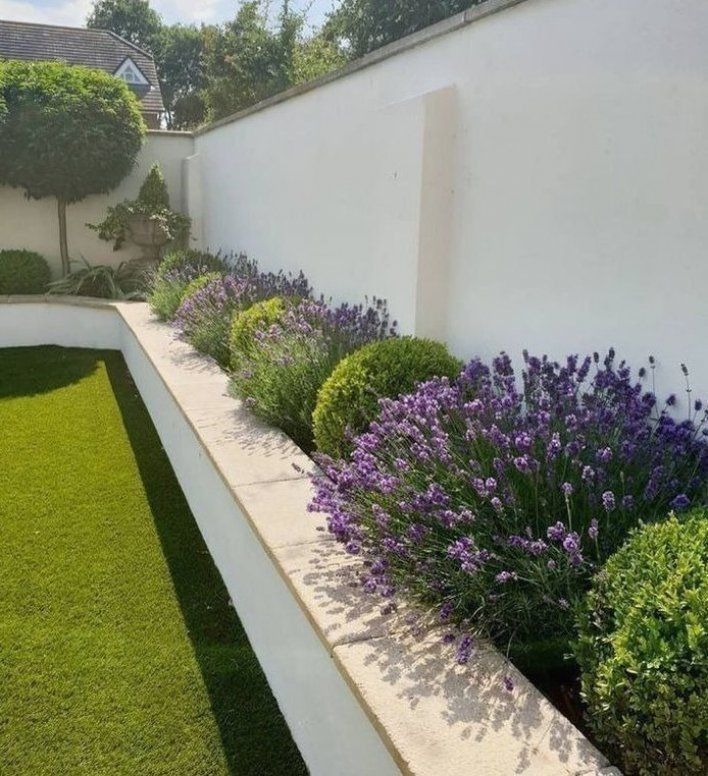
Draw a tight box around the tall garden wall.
[189,0,708,403]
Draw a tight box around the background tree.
[87,0,344,127]
[324,0,483,58]
[88,0,208,128]
[0,61,145,275]
[203,0,344,121]
[87,0,162,52]
[158,24,209,129]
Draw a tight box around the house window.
[114,58,149,86]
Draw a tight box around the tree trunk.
[57,197,70,276]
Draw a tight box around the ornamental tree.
[0,60,145,275]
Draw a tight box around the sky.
[0,0,338,30]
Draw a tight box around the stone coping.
[1,297,619,776]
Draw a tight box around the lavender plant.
[174,264,311,367]
[231,298,395,451]
[148,249,228,320]
[310,350,708,665]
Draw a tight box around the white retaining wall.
[0,132,194,277]
[0,299,616,776]
[0,299,399,776]
[192,0,708,404]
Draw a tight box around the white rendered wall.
[118,321,399,776]
[195,0,708,406]
[0,302,121,349]
[0,132,194,277]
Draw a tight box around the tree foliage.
[87,0,344,127]
[203,2,289,120]
[88,0,208,128]
[203,1,344,121]
[87,0,162,52]
[158,24,209,129]
[325,0,484,58]
[0,60,145,273]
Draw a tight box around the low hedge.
[574,513,708,776]
[0,249,51,294]
[313,336,462,458]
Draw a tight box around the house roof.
[0,19,164,114]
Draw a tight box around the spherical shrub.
[229,296,293,372]
[180,272,223,305]
[175,264,311,368]
[310,351,708,666]
[148,249,228,320]
[231,298,395,452]
[575,513,708,776]
[313,337,462,458]
[0,249,51,294]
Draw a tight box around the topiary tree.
[574,513,708,776]
[313,336,462,458]
[0,61,145,275]
[137,163,171,210]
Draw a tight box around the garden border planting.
[0,296,621,776]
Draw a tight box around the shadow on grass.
[105,352,307,776]
[0,346,101,399]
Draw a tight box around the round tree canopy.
[0,60,146,203]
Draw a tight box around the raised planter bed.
[0,296,621,776]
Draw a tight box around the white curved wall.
[194,0,708,405]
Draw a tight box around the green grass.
[0,347,307,776]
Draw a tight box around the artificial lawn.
[0,346,307,776]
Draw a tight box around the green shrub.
[148,249,227,320]
[0,249,51,294]
[48,258,146,299]
[89,163,190,252]
[313,337,462,458]
[574,513,708,776]
[229,296,293,372]
[157,248,229,277]
[230,298,393,452]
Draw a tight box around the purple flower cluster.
[231,297,395,451]
[174,265,312,366]
[309,350,708,653]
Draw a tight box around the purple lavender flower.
[455,634,475,665]
[562,532,581,554]
[547,522,567,542]
[495,571,518,584]
[621,495,635,510]
[310,348,708,660]
[670,493,690,511]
